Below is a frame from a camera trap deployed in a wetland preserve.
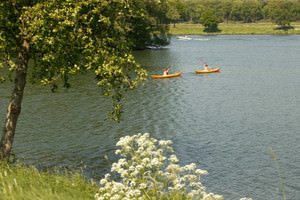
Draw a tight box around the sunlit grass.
[169,22,300,35]
[0,162,98,200]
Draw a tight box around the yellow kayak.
[151,72,182,79]
[195,67,221,74]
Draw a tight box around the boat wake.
[194,38,210,41]
[177,36,192,40]
[177,36,210,41]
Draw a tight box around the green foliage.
[265,0,295,31]
[0,162,98,200]
[126,0,170,49]
[0,0,148,121]
[165,0,300,26]
[200,10,221,33]
[166,2,180,27]
[240,0,263,23]
[230,0,243,21]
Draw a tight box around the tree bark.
[0,39,29,160]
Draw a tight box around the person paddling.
[163,66,171,75]
[203,64,210,71]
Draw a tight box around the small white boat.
[177,36,192,40]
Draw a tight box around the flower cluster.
[95,133,251,200]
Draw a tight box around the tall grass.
[270,148,287,200]
[0,162,98,200]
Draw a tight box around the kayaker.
[203,64,210,71]
[163,66,171,75]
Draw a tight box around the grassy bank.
[0,162,98,200]
[169,22,300,35]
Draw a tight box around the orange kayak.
[195,67,221,74]
[151,72,182,79]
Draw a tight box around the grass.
[0,162,99,200]
[169,22,300,35]
[270,148,287,200]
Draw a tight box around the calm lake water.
[1,35,300,199]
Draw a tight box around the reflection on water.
[1,35,300,199]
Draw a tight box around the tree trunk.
[0,39,29,160]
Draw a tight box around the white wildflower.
[142,157,150,165]
[133,189,141,196]
[203,193,224,200]
[184,163,196,171]
[116,136,130,146]
[126,189,141,198]
[159,140,172,146]
[166,163,182,173]
[100,178,107,185]
[191,182,202,188]
[130,180,136,187]
[104,173,110,179]
[131,169,139,177]
[137,146,144,153]
[118,168,128,177]
[174,183,184,190]
[96,133,234,200]
[187,190,196,199]
[111,194,121,200]
[139,183,147,189]
[168,154,179,163]
[184,174,196,181]
[96,196,104,200]
[168,186,174,191]
[196,169,208,175]
[103,193,111,198]
[129,166,135,172]
[151,157,160,166]
[136,164,143,171]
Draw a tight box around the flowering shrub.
[95,133,251,200]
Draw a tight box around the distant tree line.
[166,0,300,30]
[135,0,300,36]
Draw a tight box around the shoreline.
[169,22,300,35]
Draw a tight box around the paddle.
[200,58,211,70]
[199,58,218,70]
[199,58,206,64]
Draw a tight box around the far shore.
[169,22,300,35]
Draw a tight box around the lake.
[1,35,300,199]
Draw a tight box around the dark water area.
[1,35,300,199]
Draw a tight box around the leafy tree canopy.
[126,0,170,49]
[0,0,152,159]
[200,10,220,32]
[0,0,148,121]
[265,0,295,30]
